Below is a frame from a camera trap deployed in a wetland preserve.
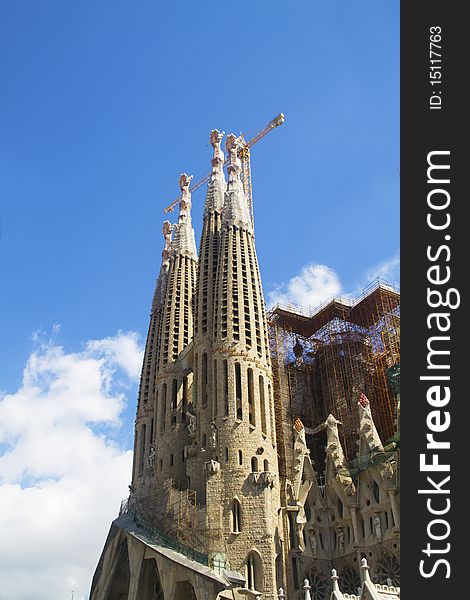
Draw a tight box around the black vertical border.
[401,2,466,597]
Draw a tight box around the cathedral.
[90,128,400,600]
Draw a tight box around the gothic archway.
[173,581,197,600]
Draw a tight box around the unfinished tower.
[91,123,400,600]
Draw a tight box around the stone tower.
[131,174,198,496]
[201,132,281,597]
[131,219,172,492]
[91,127,400,600]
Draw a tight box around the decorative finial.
[226,133,243,184]
[162,220,173,261]
[303,578,312,600]
[178,173,193,213]
[278,589,285,599]
[331,568,340,592]
[210,129,225,174]
[358,393,370,408]
[361,557,372,583]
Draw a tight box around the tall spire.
[223,134,251,230]
[132,220,174,487]
[171,173,198,259]
[202,129,226,214]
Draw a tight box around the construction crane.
[163,112,285,219]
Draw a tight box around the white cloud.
[267,253,400,311]
[0,331,143,600]
[366,252,400,287]
[268,263,342,310]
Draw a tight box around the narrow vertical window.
[172,378,178,411]
[182,376,188,419]
[213,359,218,417]
[138,423,146,476]
[223,360,229,416]
[160,384,167,432]
[247,368,255,426]
[235,362,242,420]
[251,456,258,472]
[238,449,243,465]
[232,499,241,533]
[225,447,229,462]
[202,353,208,407]
[259,375,267,435]
[263,459,269,472]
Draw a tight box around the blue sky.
[0,2,398,597]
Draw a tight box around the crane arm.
[163,113,284,215]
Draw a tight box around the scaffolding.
[121,479,209,565]
[268,279,400,463]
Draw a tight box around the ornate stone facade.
[91,130,400,600]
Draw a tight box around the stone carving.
[296,504,307,552]
[373,512,383,541]
[209,422,218,449]
[336,525,345,554]
[147,445,156,468]
[226,133,243,183]
[186,411,197,438]
[260,471,276,488]
[210,129,225,171]
[184,444,198,459]
[358,393,384,453]
[308,526,318,557]
[204,459,220,476]
[178,173,193,212]
[248,471,276,488]
[162,220,173,260]
[325,414,346,469]
[324,413,356,495]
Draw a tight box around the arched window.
[373,480,380,503]
[232,499,241,533]
[263,459,269,472]
[251,456,259,472]
[245,552,263,592]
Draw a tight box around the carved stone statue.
[162,220,173,254]
[358,393,384,453]
[147,445,156,468]
[209,422,218,448]
[204,459,220,476]
[210,129,225,170]
[225,133,242,183]
[336,526,345,555]
[178,173,193,212]
[373,513,383,541]
[308,527,318,558]
[187,411,197,437]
